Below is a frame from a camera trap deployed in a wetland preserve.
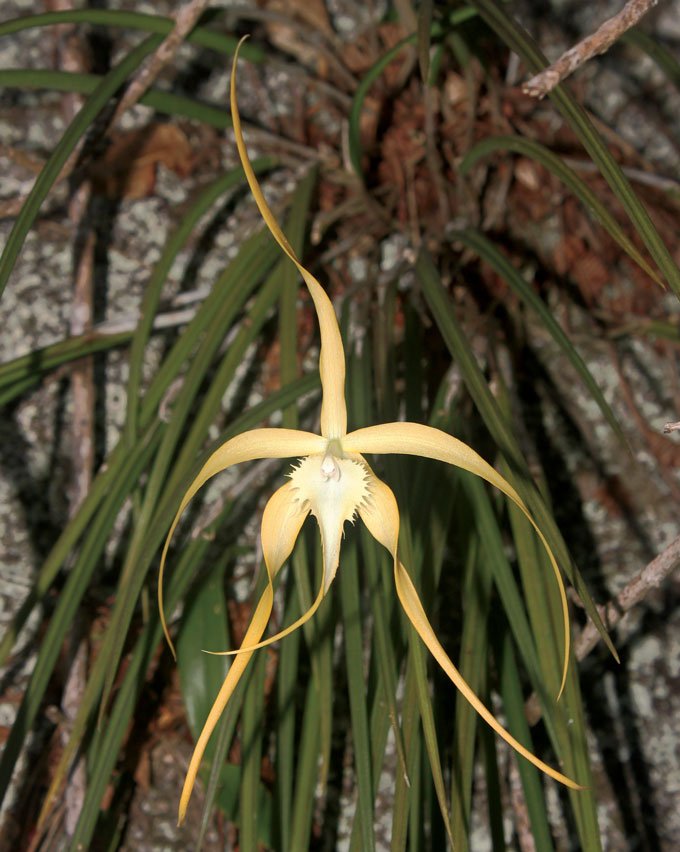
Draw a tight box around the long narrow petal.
[207,583,326,656]
[261,480,309,581]
[358,466,400,555]
[159,428,324,658]
[394,559,583,790]
[178,586,273,824]
[230,39,347,439]
[359,471,582,789]
[205,481,326,655]
[344,421,571,697]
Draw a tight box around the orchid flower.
[159,40,581,825]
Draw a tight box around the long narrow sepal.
[344,421,571,698]
[204,481,325,655]
[393,560,584,790]
[205,582,325,656]
[178,586,274,824]
[159,428,324,658]
[230,38,347,439]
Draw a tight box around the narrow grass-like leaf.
[371,283,455,847]
[176,564,230,752]
[406,730,423,852]
[507,500,601,850]
[0,69,235,130]
[395,504,454,849]
[350,531,407,852]
[468,0,680,297]
[451,537,490,852]
[389,663,419,852]
[457,472,548,710]
[138,227,275,426]
[458,136,661,285]
[449,226,628,445]
[69,607,162,848]
[0,35,162,300]
[479,722,505,851]
[493,623,554,852]
[240,643,268,852]
[409,627,453,845]
[622,28,680,92]
[340,540,376,852]
[273,571,302,852]
[0,331,131,400]
[288,661,322,851]
[0,9,265,63]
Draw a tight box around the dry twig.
[664,420,680,433]
[523,0,659,99]
[110,0,212,125]
[574,534,680,660]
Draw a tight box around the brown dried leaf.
[90,123,194,200]
[260,0,332,71]
[342,22,409,81]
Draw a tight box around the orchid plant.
[160,40,582,825]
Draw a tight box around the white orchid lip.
[289,452,370,592]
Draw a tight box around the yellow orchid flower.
[159,39,582,825]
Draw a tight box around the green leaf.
[240,645,268,852]
[508,501,601,850]
[176,566,230,751]
[0,331,131,402]
[622,28,680,93]
[493,623,555,851]
[340,540,376,852]
[450,537,489,852]
[0,69,235,130]
[0,9,265,63]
